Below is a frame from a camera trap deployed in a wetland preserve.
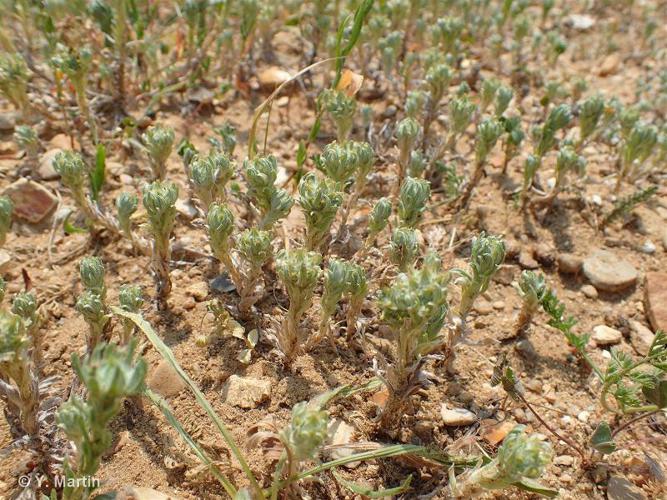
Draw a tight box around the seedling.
[58,342,146,500]
[397,177,430,228]
[514,271,548,337]
[142,125,175,180]
[309,258,351,349]
[236,228,273,316]
[0,195,13,247]
[298,173,343,252]
[600,185,658,230]
[0,53,29,116]
[118,285,143,345]
[143,181,178,304]
[616,123,657,191]
[358,197,392,259]
[321,89,357,143]
[189,150,236,209]
[274,249,321,364]
[244,155,294,229]
[389,227,419,273]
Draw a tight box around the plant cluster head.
[368,197,392,236]
[58,342,146,490]
[189,151,236,207]
[142,180,179,243]
[517,271,547,313]
[321,89,357,143]
[14,125,40,157]
[389,227,419,272]
[321,258,352,318]
[578,94,605,143]
[119,284,143,313]
[475,119,503,165]
[398,177,430,228]
[449,95,477,137]
[53,150,87,196]
[236,228,272,270]
[456,233,505,317]
[11,291,38,326]
[0,195,13,247]
[79,256,106,299]
[244,155,293,229]
[494,86,513,117]
[51,44,92,89]
[459,425,552,494]
[623,123,658,169]
[535,104,572,158]
[378,252,450,367]
[207,202,235,257]
[0,53,29,110]
[0,310,29,372]
[280,400,329,463]
[76,290,109,346]
[396,117,421,167]
[425,63,452,104]
[276,248,322,319]
[297,173,343,251]
[116,191,138,235]
[319,140,373,185]
[142,125,175,178]
[480,78,501,112]
[555,145,586,184]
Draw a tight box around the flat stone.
[492,265,516,285]
[0,112,16,131]
[565,14,595,30]
[175,198,198,220]
[147,360,186,398]
[554,455,575,466]
[628,320,654,356]
[558,253,583,274]
[48,133,77,150]
[644,272,667,332]
[38,148,62,180]
[598,54,620,77]
[223,375,271,409]
[581,284,598,299]
[592,325,622,346]
[492,301,505,310]
[257,67,291,89]
[118,486,182,500]
[440,406,476,426]
[0,141,17,155]
[210,274,236,293]
[607,475,646,500]
[3,178,57,223]
[518,251,539,270]
[187,282,209,301]
[0,249,11,273]
[327,419,359,468]
[583,250,638,292]
[480,420,515,445]
[474,300,493,315]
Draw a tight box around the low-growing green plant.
[600,185,658,230]
[321,89,357,143]
[115,191,139,245]
[235,228,273,316]
[275,249,321,365]
[0,53,29,116]
[576,94,605,150]
[0,195,13,247]
[142,125,175,180]
[514,271,548,337]
[118,284,143,345]
[308,258,351,350]
[501,116,525,174]
[396,117,421,186]
[616,123,658,191]
[244,155,294,229]
[451,425,555,498]
[358,197,392,258]
[389,227,419,273]
[298,173,343,251]
[397,177,430,228]
[142,181,178,304]
[457,118,503,210]
[58,342,146,500]
[189,150,236,209]
[344,262,368,341]
[14,125,40,159]
[0,311,40,439]
[376,252,450,428]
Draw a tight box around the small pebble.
[492,301,505,310]
[577,411,590,423]
[640,240,656,254]
[581,284,598,299]
[592,325,622,346]
[554,455,574,466]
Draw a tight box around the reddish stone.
[3,178,57,223]
[645,272,667,333]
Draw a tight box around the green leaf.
[513,478,558,498]
[63,212,88,234]
[590,422,616,454]
[333,471,412,498]
[642,379,667,408]
[90,143,106,201]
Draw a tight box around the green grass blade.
[111,308,264,499]
[144,388,237,498]
[333,471,412,498]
